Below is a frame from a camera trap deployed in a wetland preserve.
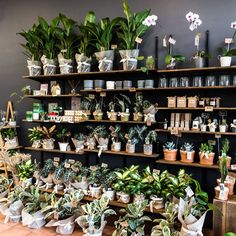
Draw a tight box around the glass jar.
[219,75,230,86]
[199,98,205,107]
[180,77,190,87]
[169,77,179,87]
[210,98,216,107]
[205,76,216,87]
[158,77,168,88]
[233,76,236,85]
[193,76,203,87]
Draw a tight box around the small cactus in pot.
[163,141,177,161]
[180,142,195,163]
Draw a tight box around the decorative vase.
[194,57,205,68]
[219,56,232,67]
[126,141,135,154]
[180,151,195,163]
[95,50,114,72]
[119,49,139,71]
[163,149,177,161]
[143,144,153,155]
[144,79,154,88]
[94,80,105,89]
[27,60,42,76]
[107,111,118,121]
[199,152,215,165]
[111,142,121,152]
[42,139,55,150]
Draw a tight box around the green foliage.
[109,125,126,143]
[87,165,110,186]
[28,126,43,143]
[92,125,109,139]
[221,138,230,155]
[80,96,95,110]
[117,0,151,49]
[38,125,56,139]
[219,153,228,183]
[134,93,144,113]
[199,143,214,154]
[145,130,157,145]
[74,132,86,141]
[165,54,185,65]
[225,233,236,236]
[17,159,35,180]
[0,175,12,193]
[1,128,17,140]
[125,127,139,145]
[42,159,55,178]
[180,142,194,152]
[222,48,236,56]
[56,127,71,143]
[163,141,176,151]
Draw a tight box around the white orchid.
[186,11,202,31]
[231,21,236,29]
[142,15,158,27]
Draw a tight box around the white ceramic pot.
[143,144,153,155]
[89,185,102,198]
[220,56,232,67]
[219,125,227,133]
[111,142,121,152]
[209,126,216,132]
[106,81,115,90]
[126,142,135,154]
[33,112,39,120]
[58,142,69,151]
[200,124,207,132]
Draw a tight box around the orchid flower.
[142,15,158,27]
[186,11,202,31]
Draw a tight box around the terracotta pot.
[217,176,235,195]
[215,185,229,200]
[199,152,215,165]
[218,156,231,168]
[180,151,195,163]
[163,149,177,161]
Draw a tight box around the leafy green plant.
[199,143,214,154]
[28,127,43,143]
[42,159,55,178]
[163,141,176,151]
[56,127,71,143]
[1,128,17,140]
[125,127,139,145]
[165,54,185,66]
[92,125,109,139]
[180,142,194,152]
[134,93,144,113]
[88,165,110,186]
[114,94,131,112]
[221,138,230,156]
[17,159,35,181]
[74,133,86,141]
[112,200,151,236]
[109,125,125,143]
[145,130,157,145]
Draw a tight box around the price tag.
[153,169,160,174]
[100,47,105,51]
[89,94,95,99]
[187,152,192,160]
[205,106,214,112]
[101,163,108,168]
[64,163,71,168]
[135,37,143,44]
[111,44,118,49]
[219,111,227,116]
[215,134,221,138]
[168,37,176,45]
[185,186,194,197]
[231,164,236,170]
[129,87,136,92]
[68,159,75,164]
[171,127,179,135]
[146,118,152,126]
[95,88,102,92]
[54,157,60,162]
[53,161,59,167]
[100,92,106,97]
[163,35,167,47]
[225,38,234,44]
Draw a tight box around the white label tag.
[61,49,67,53]
[225,38,234,44]
[185,186,194,197]
[195,33,201,47]
[111,44,118,49]
[54,157,60,162]
[205,106,214,112]
[168,37,176,45]
[101,163,108,168]
[100,92,106,97]
[153,169,160,174]
[64,163,71,168]
[163,36,167,47]
[231,164,236,170]
[187,152,192,160]
[53,161,59,167]
[68,159,75,164]
[135,37,143,44]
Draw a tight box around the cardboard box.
[188,96,198,108]
[177,96,187,108]
[167,97,176,108]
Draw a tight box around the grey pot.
[137,80,145,88]
[145,80,154,88]
[84,80,94,90]
[194,57,205,68]
[94,80,105,89]
[116,81,123,89]
[123,80,132,89]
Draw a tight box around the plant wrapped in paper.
[44,189,84,235]
[38,16,61,75]
[40,159,56,189]
[38,125,56,150]
[109,125,125,152]
[76,196,116,236]
[56,13,79,74]
[151,202,179,236]
[80,96,95,120]
[85,11,120,72]
[0,175,12,199]
[118,0,157,70]
[28,126,43,148]
[1,128,18,149]
[84,126,97,150]
[143,99,158,123]
[112,200,151,236]
[18,23,43,76]
[72,133,86,153]
[124,126,141,154]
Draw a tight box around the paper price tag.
[111,44,118,49]
[168,37,176,45]
[53,161,59,167]
[95,88,102,92]
[171,127,179,135]
[231,164,236,170]
[101,163,108,168]
[153,169,160,174]
[215,134,221,138]
[225,38,234,44]
[185,186,194,197]
[135,37,143,44]
[205,106,214,112]
[68,159,75,164]
[146,118,152,126]
[64,163,71,168]
[54,157,60,162]
[129,87,136,92]
[208,140,216,146]
[100,92,106,97]
[187,152,192,160]
[61,49,67,53]
[89,94,95,99]
[163,36,167,47]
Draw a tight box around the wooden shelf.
[0,125,19,130]
[156,129,236,136]
[156,159,219,169]
[7,146,23,150]
[25,94,81,99]
[80,88,156,93]
[155,85,236,91]
[157,107,236,111]
[40,188,163,214]
[24,147,84,155]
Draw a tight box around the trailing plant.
[163,141,176,151]
[56,127,71,143]
[109,125,126,143]
[28,126,43,143]
[145,130,157,145]
[221,138,230,156]
[38,125,56,139]
[180,142,194,152]
[112,200,151,236]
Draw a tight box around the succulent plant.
[199,143,214,154]
[163,141,176,151]
[180,142,194,152]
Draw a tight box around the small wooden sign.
[64,163,71,168]
[205,106,214,112]
[95,88,102,92]
[129,87,136,92]
[54,157,60,162]
[215,134,222,138]
[100,92,106,97]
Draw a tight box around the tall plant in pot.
[72,132,86,153]
[93,97,104,121]
[18,23,43,76]
[86,12,120,72]
[219,119,228,133]
[118,0,157,70]
[37,16,61,75]
[38,125,56,150]
[199,143,215,165]
[56,13,79,74]
[125,127,138,154]
[76,196,116,236]
[163,141,178,161]
[56,127,71,151]
[109,125,125,152]
[28,126,43,148]
[133,93,144,121]
[180,142,195,163]
[144,130,157,155]
[219,139,231,168]
[76,11,97,72]
[116,94,131,121]
[143,99,158,123]
[85,126,97,150]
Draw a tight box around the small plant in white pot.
[109,125,125,152]
[76,196,116,236]
[72,133,86,153]
[41,159,55,189]
[125,127,139,153]
[28,126,43,148]
[163,141,178,161]
[199,143,215,165]
[133,93,144,122]
[38,125,56,150]
[144,130,157,155]
[180,142,195,163]
[207,119,217,132]
[143,100,158,123]
[219,119,228,133]
[56,127,71,151]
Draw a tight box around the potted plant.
[163,141,178,161]
[219,139,231,168]
[199,143,215,165]
[86,12,119,72]
[101,170,117,201]
[80,96,94,120]
[56,13,79,74]
[37,16,61,75]
[118,0,157,70]
[109,125,125,152]
[44,190,84,235]
[208,119,217,132]
[18,24,43,76]
[125,127,139,153]
[151,202,179,236]
[85,126,97,150]
[76,11,96,72]
[143,99,158,123]
[108,96,119,121]
[38,125,56,150]
[133,93,144,122]
[28,126,43,148]
[93,97,104,120]
[112,200,151,236]
[56,127,71,151]
[180,142,195,163]
[0,175,12,199]
[144,130,157,155]
[72,133,86,153]
[76,196,116,236]
[93,125,109,156]
[1,128,18,148]
[41,159,56,189]
[231,120,236,132]
[17,159,34,188]
[52,161,68,192]
[219,21,236,67]
[219,119,228,133]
